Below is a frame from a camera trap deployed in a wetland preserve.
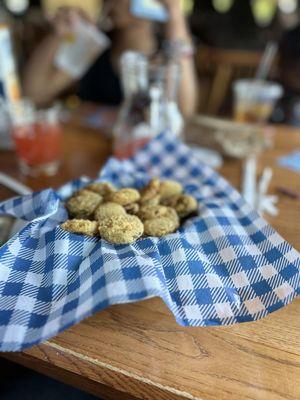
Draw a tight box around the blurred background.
[1,0,300,124]
[0,0,299,209]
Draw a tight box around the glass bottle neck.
[120,51,149,99]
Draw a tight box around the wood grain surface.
[0,123,300,400]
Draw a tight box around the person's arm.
[23,7,87,107]
[161,0,198,118]
[23,33,74,107]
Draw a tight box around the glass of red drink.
[10,101,62,176]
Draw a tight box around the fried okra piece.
[61,219,98,237]
[138,205,179,225]
[159,180,183,201]
[140,194,161,206]
[66,190,103,219]
[172,194,198,218]
[98,215,144,244]
[140,178,160,204]
[94,202,126,220]
[124,203,140,215]
[144,217,178,237]
[139,205,179,237]
[109,188,140,206]
[138,205,167,221]
[85,182,116,199]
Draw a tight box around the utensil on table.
[277,187,300,200]
[0,172,32,195]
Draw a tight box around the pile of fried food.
[61,178,198,245]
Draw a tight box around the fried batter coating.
[138,205,167,221]
[66,190,102,219]
[164,207,180,227]
[140,194,161,206]
[159,180,183,201]
[98,215,144,244]
[63,177,197,242]
[61,219,98,236]
[144,217,178,237]
[109,188,140,206]
[138,205,179,226]
[94,202,126,220]
[85,182,116,199]
[140,178,160,204]
[160,195,178,207]
[124,203,140,215]
[173,194,198,218]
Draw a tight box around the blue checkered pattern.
[0,132,299,351]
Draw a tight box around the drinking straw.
[255,41,278,81]
[245,41,278,103]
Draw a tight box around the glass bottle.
[113,52,184,159]
[113,51,154,159]
[151,60,184,139]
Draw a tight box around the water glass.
[233,79,283,124]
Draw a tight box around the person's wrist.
[166,20,191,42]
[163,38,195,60]
[167,10,189,35]
[168,7,185,26]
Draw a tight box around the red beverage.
[12,121,61,175]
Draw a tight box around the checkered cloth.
[0,133,299,351]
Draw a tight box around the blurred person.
[23,0,198,118]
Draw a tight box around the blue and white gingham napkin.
[0,132,299,351]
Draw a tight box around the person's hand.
[48,7,93,37]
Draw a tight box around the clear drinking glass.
[230,79,283,155]
[233,79,283,124]
[9,100,62,176]
[232,80,283,210]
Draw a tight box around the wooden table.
[1,124,300,400]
